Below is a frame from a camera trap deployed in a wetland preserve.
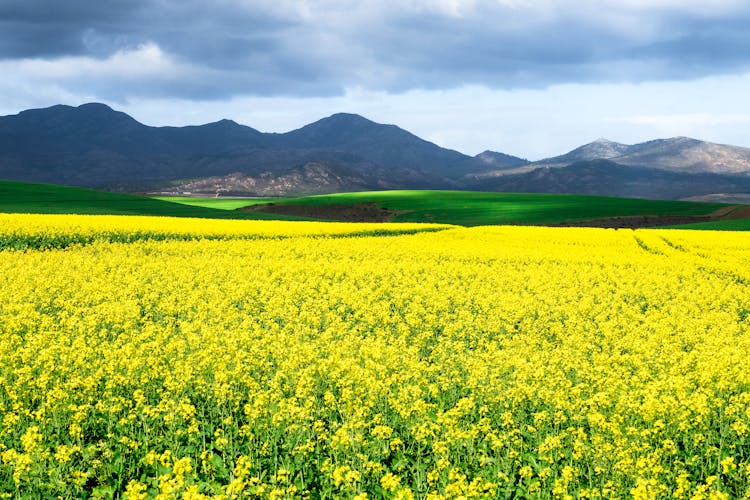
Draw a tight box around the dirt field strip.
[715,204,750,220]
[242,202,410,222]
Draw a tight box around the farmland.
[1,214,749,498]
[667,218,750,231]
[241,190,731,227]
[0,181,304,221]
[152,197,283,211]
[7,181,749,229]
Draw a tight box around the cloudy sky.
[2,0,750,159]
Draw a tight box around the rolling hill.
[7,181,746,229]
[0,180,303,220]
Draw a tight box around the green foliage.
[4,182,741,229]
[667,219,750,231]
[0,181,303,221]
[272,190,727,227]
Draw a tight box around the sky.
[2,0,750,160]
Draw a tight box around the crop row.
[0,214,449,250]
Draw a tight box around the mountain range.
[2,103,750,200]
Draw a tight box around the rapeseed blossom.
[0,214,749,497]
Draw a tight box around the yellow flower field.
[1,214,749,498]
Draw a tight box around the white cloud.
[6,43,179,80]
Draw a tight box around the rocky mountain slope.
[474,160,750,200]
[474,137,750,178]
[2,103,750,199]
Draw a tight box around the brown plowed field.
[242,202,403,222]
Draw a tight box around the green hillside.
[5,183,745,229]
[153,196,282,210]
[256,190,730,227]
[666,219,750,231]
[0,181,305,220]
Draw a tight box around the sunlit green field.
[0,182,304,220]
[152,197,282,211]
[4,181,747,229]
[263,190,728,226]
[669,218,750,231]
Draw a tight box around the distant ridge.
[476,136,750,178]
[2,103,750,199]
[0,104,488,191]
[474,159,750,200]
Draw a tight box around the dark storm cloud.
[628,13,750,76]
[361,13,624,90]
[0,0,294,60]
[2,1,750,100]
[0,0,145,57]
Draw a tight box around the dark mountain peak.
[0,103,146,157]
[290,112,382,140]
[77,102,115,112]
[198,118,246,130]
[196,118,266,139]
[322,112,375,124]
[163,117,260,136]
[214,118,240,126]
[76,102,143,127]
[274,112,474,175]
[12,102,142,130]
[43,102,131,120]
[16,103,74,116]
[284,112,411,145]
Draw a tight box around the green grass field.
[666,218,750,231]
[0,181,306,220]
[152,196,282,210]
[265,190,729,226]
[5,182,746,229]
